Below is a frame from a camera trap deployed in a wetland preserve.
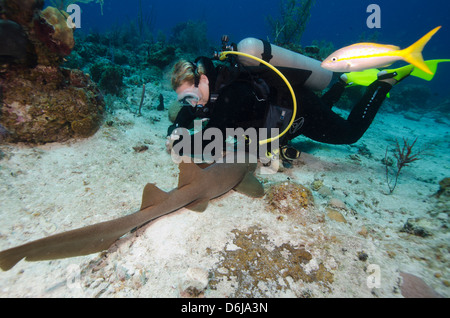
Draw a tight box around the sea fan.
[385,137,422,194]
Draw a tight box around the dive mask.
[177,87,203,107]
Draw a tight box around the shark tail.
[0,183,172,271]
[0,215,141,271]
[401,26,441,75]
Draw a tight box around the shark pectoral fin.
[178,162,205,188]
[140,183,170,210]
[185,199,209,212]
[233,173,265,198]
[196,162,213,169]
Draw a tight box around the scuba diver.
[165,37,426,166]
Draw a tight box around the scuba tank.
[236,37,332,91]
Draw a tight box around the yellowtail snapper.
[321,26,441,74]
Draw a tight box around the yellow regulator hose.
[219,51,297,146]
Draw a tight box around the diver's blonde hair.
[171,59,207,90]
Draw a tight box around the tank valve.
[213,35,237,59]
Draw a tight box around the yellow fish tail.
[401,26,441,74]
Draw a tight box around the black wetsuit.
[168,78,392,155]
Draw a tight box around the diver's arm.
[167,106,198,136]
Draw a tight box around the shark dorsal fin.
[178,162,205,188]
[141,183,170,210]
[233,172,265,198]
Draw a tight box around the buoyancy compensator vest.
[212,36,333,146]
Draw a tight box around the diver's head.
[171,57,217,107]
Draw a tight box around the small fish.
[321,26,441,74]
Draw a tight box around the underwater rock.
[0,66,104,143]
[328,198,347,210]
[357,251,368,262]
[400,217,442,238]
[179,267,209,298]
[436,178,450,198]
[326,208,347,223]
[265,181,322,225]
[133,145,148,153]
[399,272,442,298]
[433,178,450,217]
[266,181,314,215]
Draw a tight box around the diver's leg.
[321,78,347,108]
[335,66,412,140]
[346,81,392,137]
[294,81,391,145]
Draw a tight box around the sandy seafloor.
[0,82,449,298]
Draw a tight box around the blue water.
[46,0,450,94]
[53,0,450,49]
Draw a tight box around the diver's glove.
[377,64,414,85]
[165,129,180,154]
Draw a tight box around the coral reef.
[0,0,44,26]
[89,62,124,96]
[98,65,124,96]
[146,42,177,69]
[265,181,322,225]
[33,6,75,57]
[0,20,34,65]
[0,1,105,143]
[1,66,104,143]
[209,226,333,297]
[1,0,76,66]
